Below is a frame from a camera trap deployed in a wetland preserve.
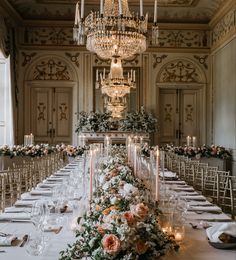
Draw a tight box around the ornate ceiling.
[5,0,225,23]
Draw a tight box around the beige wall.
[212,37,236,175]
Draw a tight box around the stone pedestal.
[80,131,150,145]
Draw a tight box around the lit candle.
[186,136,191,146]
[89,150,93,202]
[155,148,159,202]
[140,0,143,17]
[74,2,78,25]
[81,0,84,19]
[103,68,106,79]
[100,0,104,15]
[96,69,99,81]
[118,0,123,15]
[140,136,143,144]
[134,145,137,176]
[133,70,136,82]
[30,133,34,145]
[192,136,196,147]
[175,232,183,242]
[154,0,157,23]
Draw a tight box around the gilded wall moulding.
[152,30,209,48]
[158,60,202,83]
[157,0,198,7]
[153,54,168,68]
[65,52,80,68]
[212,9,236,48]
[31,58,71,80]
[21,52,37,66]
[193,55,208,69]
[20,27,74,46]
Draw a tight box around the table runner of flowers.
[141,144,232,160]
[60,151,178,259]
[0,144,87,158]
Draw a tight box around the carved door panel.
[30,87,72,144]
[159,89,199,146]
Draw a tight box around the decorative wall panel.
[212,8,236,48]
[152,29,209,48]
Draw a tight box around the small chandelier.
[96,55,136,98]
[106,96,127,119]
[95,55,135,118]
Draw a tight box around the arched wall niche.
[23,54,79,145]
[155,57,207,146]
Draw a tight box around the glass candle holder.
[172,224,185,243]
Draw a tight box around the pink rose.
[133,203,149,219]
[102,234,121,256]
[122,211,136,225]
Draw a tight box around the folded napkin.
[177,191,199,196]
[0,213,31,221]
[180,195,206,201]
[54,172,70,176]
[0,235,17,246]
[173,186,195,192]
[4,207,31,213]
[206,223,236,243]
[164,180,186,185]
[160,171,176,178]
[189,201,213,206]
[47,177,64,182]
[30,190,52,196]
[15,200,34,207]
[188,205,222,213]
[38,183,60,189]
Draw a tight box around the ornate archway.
[23,54,78,145]
[156,58,207,146]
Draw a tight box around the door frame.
[24,80,78,145]
[156,82,206,146]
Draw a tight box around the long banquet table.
[0,160,235,260]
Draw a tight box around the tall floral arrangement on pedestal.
[75,111,112,133]
[119,107,158,133]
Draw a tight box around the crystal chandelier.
[74,0,159,117]
[74,0,160,59]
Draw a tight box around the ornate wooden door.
[159,88,199,146]
[30,87,72,144]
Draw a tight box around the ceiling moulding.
[35,0,199,7]
[0,0,22,24]
[209,0,236,28]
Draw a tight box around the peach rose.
[109,169,119,177]
[102,208,111,215]
[136,240,148,255]
[95,205,101,211]
[102,234,121,256]
[134,203,149,219]
[122,211,136,225]
[97,225,105,235]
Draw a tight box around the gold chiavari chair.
[194,166,218,192]
[7,168,22,206]
[218,175,236,218]
[203,169,230,204]
[0,173,7,212]
[187,162,208,187]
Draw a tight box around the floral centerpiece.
[0,144,88,158]
[119,107,158,133]
[162,144,232,160]
[60,151,178,260]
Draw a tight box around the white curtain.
[0,46,14,145]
